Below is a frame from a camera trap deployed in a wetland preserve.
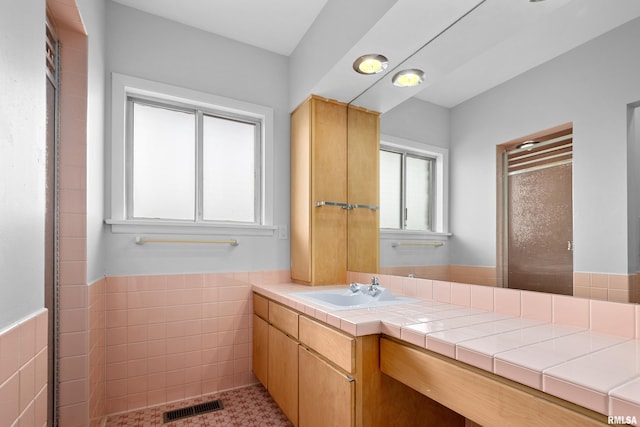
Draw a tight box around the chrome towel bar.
[135,237,239,246]
[351,203,379,211]
[392,241,444,248]
[315,201,350,209]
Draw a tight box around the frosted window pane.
[406,156,431,230]
[132,103,195,220]
[203,115,255,222]
[380,150,402,229]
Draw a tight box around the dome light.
[353,54,389,75]
[392,69,425,87]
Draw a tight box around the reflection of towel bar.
[351,203,379,211]
[135,237,239,246]
[392,241,444,248]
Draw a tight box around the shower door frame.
[45,12,60,426]
[496,122,574,291]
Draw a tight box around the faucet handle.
[371,276,379,286]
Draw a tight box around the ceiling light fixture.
[392,69,425,87]
[516,140,539,150]
[353,54,389,75]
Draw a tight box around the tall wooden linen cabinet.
[290,95,380,285]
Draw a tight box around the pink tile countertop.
[252,280,640,421]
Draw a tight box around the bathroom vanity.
[252,292,464,427]
[251,279,639,426]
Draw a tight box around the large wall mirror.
[347,0,640,304]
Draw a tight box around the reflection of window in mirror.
[380,148,434,230]
[379,135,449,235]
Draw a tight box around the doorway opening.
[496,124,574,295]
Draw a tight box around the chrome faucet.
[367,276,380,296]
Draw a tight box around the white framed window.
[107,73,275,236]
[380,135,449,236]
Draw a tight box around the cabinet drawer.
[253,293,269,320]
[299,315,354,373]
[269,301,299,339]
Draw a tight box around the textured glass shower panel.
[508,163,573,295]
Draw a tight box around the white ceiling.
[111,0,640,112]
[352,0,640,111]
[111,0,328,56]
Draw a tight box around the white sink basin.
[292,287,419,311]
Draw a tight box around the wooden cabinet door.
[252,314,268,388]
[310,97,348,284]
[347,105,380,274]
[299,346,354,427]
[291,95,380,284]
[269,326,299,425]
[291,95,348,285]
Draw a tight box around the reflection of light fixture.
[516,140,539,150]
[353,54,389,74]
[529,0,546,2]
[392,69,425,87]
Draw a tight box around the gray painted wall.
[449,17,640,274]
[104,6,640,277]
[0,0,47,329]
[381,97,450,148]
[103,2,291,276]
[379,98,451,268]
[78,0,108,284]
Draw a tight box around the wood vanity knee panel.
[298,315,354,373]
[380,337,608,427]
[355,335,465,427]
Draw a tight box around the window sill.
[105,219,277,237]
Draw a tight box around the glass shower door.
[505,131,573,295]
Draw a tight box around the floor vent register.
[162,399,224,423]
